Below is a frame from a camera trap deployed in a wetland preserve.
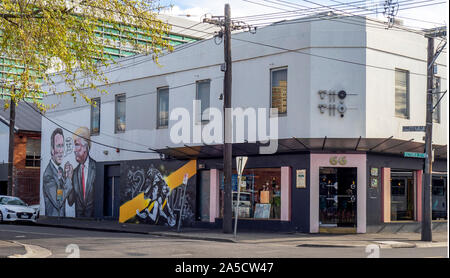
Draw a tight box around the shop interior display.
[220,168,281,220]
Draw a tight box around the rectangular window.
[90,98,101,136]
[115,94,126,133]
[196,80,211,122]
[219,168,281,220]
[25,138,41,167]
[390,171,414,221]
[433,77,441,123]
[432,176,447,220]
[157,87,169,128]
[395,69,410,118]
[271,68,287,115]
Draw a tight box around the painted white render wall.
[42,16,447,163]
[366,26,447,145]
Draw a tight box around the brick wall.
[12,132,41,205]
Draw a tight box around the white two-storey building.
[39,13,447,233]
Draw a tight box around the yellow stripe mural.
[119,160,197,223]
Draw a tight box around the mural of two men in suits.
[43,127,96,218]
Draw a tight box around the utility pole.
[203,5,255,234]
[422,27,446,242]
[7,95,15,196]
[223,4,233,234]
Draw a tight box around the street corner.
[5,241,52,259]
[0,240,26,258]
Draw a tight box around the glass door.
[319,167,357,228]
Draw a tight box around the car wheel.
[0,211,3,223]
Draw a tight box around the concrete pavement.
[0,240,24,258]
[32,217,448,249]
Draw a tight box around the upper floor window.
[157,87,169,129]
[115,94,126,133]
[433,77,441,123]
[90,98,101,136]
[25,138,41,167]
[395,68,410,119]
[196,80,211,122]
[271,68,287,115]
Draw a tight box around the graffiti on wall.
[41,127,96,218]
[119,160,196,227]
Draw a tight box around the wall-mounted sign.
[317,90,351,118]
[370,177,378,188]
[330,156,347,166]
[371,168,379,177]
[296,169,306,188]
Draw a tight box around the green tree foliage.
[0,0,173,109]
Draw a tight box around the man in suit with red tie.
[68,127,96,218]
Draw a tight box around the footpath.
[1,217,447,258]
[34,217,447,248]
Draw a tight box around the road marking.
[8,241,52,258]
[171,253,192,257]
[15,235,26,238]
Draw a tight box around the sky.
[158,0,448,29]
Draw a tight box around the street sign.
[236,156,248,176]
[404,152,428,159]
[234,156,248,239]
[402,126,426,132]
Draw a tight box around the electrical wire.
[22,100,158,154]
[236,0,444,32]
[231,36,437,78]
[234,0,422,20]
[45,76,224,114]
[241,0,446,36]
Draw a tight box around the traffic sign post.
[234,156,248,239]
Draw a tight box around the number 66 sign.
[330,156,347,166]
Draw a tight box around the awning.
[153,137,447,160]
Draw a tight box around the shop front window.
[390,171,414,221]
[432,176,447,220]
[219,168,281,220]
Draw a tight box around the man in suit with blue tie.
[67,127,96,218]
[43,128,73,217]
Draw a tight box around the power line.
[45,76,224,114]
[231,36,439,78]
[47,37,216,87]
[242,0,446,36]
[329,0,445,25]
[22,100,158,154]
[235,0,424,20]
[236,0,444,33]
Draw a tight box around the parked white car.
[0,195,39,223]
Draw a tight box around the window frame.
[394,68,410,119]
[195,79,211,123]
[25,138,41,168]
[157,86,170,129]
[90,97,101,136]
[115,94,126,134]
[270,67,288,116]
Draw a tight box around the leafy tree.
[0,0,173,195]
